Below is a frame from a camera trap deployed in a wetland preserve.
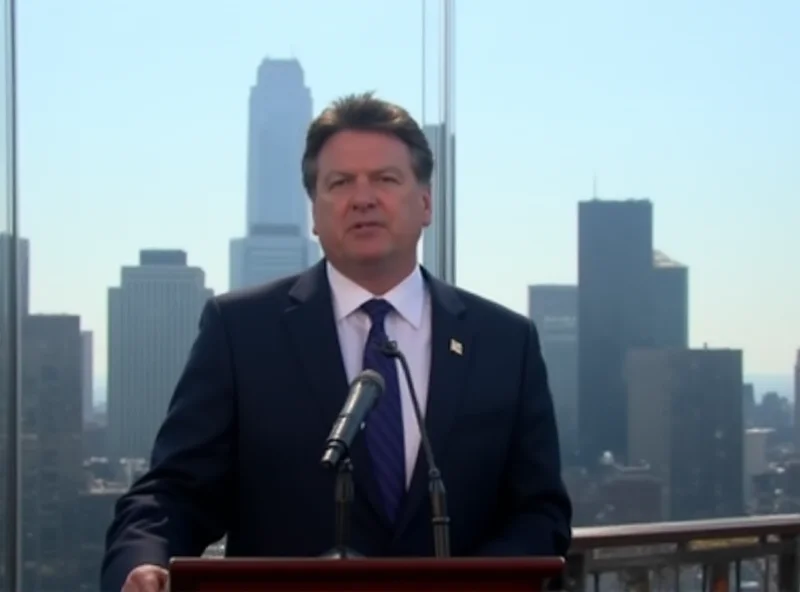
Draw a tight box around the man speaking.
[102,92,572,592]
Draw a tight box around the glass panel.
[1,0,18,590]
[420,0,456,282]
[18,1,427,589]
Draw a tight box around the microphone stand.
[427,467,451,559]
[321,457,363,559]
[381,341,451,558]
[319,370,384,560]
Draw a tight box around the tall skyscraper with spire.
[230,57,319,290]
[246,58,312,231]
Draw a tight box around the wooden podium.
[168,556,565,591]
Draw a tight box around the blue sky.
[11,0,800,383]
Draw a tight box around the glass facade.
[2,0,799,590]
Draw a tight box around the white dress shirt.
[326,261,431,488]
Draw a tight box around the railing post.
[705,562,729,592]
[620,567,651,592]
[561,552,587,591]
[777,534,800,592]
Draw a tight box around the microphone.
[321,369,385,470]
[379,340,451,558]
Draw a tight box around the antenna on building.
[592,173,598,199]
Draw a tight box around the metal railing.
[562,514,800,591]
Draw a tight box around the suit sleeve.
[100,299,236,591]
[476,320,573,557]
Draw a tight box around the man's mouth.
[351,222,382,230]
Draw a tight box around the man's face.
[311,129,431,268]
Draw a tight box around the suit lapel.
[282,261,389,529]
[394,271,473,538]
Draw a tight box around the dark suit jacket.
[101,261,572,591]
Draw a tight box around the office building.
[578,199,654,464]
[107,250,212,459]
[528,284,578,461]
[627,348,744,520]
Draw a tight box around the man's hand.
[122,564,169,592]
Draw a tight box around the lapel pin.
[449,339,463,356]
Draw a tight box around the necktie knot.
[361,298,394,326]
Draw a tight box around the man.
[102,92,572,592]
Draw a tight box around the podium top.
[169,556,565,592]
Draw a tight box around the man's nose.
[350,176,377,209]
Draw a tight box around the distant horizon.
[89,373,796,404]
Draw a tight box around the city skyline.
[13,0,800,383]
[11,189,797,404]
[8,62,800,398]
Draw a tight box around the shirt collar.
[326,261,426,329]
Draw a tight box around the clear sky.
[12,0,800,383]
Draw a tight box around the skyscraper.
[20,315,84,591]
[528,284,578,462]
[422,124,456,278]
[246,58,312,231]
[578,199,654,465]
[626,348,744,520]
[81,330,94,422]
[0,232,30,318]
[230,57,318,290]
[107,250,212,459]
[230,223,318,290]
[652,250,689,348]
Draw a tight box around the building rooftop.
[653,249,686,268]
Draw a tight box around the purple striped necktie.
[360,298,406,522]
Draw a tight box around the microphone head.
[358,368,386,392]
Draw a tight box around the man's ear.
[311,196,319,235]
[421,186,432,227]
